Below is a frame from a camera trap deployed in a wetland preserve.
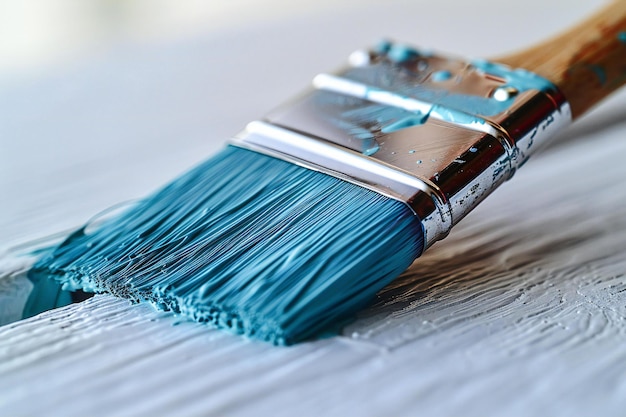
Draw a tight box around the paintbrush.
[29,2,626,344]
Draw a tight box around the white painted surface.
[2,1,626,415]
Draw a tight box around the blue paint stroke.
[472,59,556,93]
[316,43,560,156]
[619,32,626,44]
[403,85,513,116]
[431,70,452,82]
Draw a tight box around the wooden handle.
[497,1,626,120]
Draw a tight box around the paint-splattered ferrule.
[230,42,571,249]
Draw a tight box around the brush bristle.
[31,146,424,344]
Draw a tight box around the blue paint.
[317,96,382,154]
[353,130,375,140]
[324,99,430,154]
[387,44,419,63]
[381,115,428,134]
[568,63,607,85]
[345,65,517,116]
[31,146,424,345]
[432,93,511,116]
[431,70,452,82]
[329,78,503,141]
[380,44,558,95]
[374,39,392,54]
[472,59,556,93]
[22,272,73,319]
[326,47,560,145]
[619,32,626,44]
[431,104,487,126]
[364,145,380,156]
[589,64,607,85]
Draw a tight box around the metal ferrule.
[229,42,571,250]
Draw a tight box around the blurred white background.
[0,0,605,81]
[0,0,614,244]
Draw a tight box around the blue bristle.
[30,146,424,344]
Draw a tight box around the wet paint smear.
[387,44,420,63]
[344,66,515,117]
[307,43,559,157]
[471,59,556,93]
[431,70,452,82]
[343,50,559,123]
[375,39,392,54]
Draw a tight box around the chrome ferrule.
[229,42,571,249]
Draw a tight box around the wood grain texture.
[2,124,626,416]
[1,1,626,416]
[498,0,626,119]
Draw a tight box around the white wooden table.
[2,1,626,415]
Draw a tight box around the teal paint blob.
[619,32,626,44]
[388,44,419,63]
[375,39,392,54]
[472,59,556,93]
[31,146,424,345]
[364,144,380,156]
[431,70,452,82]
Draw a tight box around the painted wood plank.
[1,1,625,415]
[3,121,626,416]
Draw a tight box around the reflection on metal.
[230,42,571,249]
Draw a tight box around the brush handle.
[497,1,626,119]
